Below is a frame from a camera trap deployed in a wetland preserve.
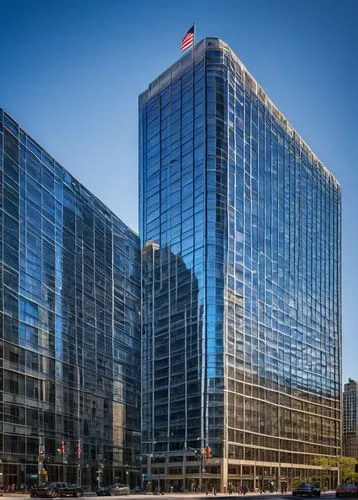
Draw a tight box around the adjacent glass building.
[343,379,358,459]
[139,38,342,492]
[0,109,141,489]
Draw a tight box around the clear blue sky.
[1,0,357,382]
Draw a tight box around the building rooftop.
[140,37,339,188]
[1,108,139,239]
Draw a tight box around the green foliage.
[312,456,335,470]
[312,456,358,482]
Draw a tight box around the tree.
[312,456,358,483]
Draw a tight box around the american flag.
[180,24,195,51]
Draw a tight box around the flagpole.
[192,22,196,62]
[191,22,196,74]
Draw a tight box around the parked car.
[31,482,83,498]
[96,484,130,496]
[336,484,358,497]
[292,483,321,497]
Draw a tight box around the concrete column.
[220,457,228,493]
[164,457,168,492]
[182,456,186,491]
[147,455,152,492]
[277,464,281,493]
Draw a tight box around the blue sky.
[1,0,357,381]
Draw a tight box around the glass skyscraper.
[139,38,341,492]
[0,109,141,489]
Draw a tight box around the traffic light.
[355,463,358,473]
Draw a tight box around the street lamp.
[143,440,157,492]
[199,451,204,493]
[121,465,129,486]
[187,447,203,492]
[75,441,82,486]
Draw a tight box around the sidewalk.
[0,492,336,499]
[0,493,290,499]
[0,493,291,497]
[130,493,292,498]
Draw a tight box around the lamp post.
[144,440,156,493]
[123,465,129,486]
[187,447,203,492]
[199,451,204,493]
[76,441,82,486]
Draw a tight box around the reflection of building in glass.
[343,379,358,459]
[139,38,342,492]
[0,109,141,489]
[141,242,203,490]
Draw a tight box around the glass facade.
[139,38,341,492]
[0,109,141,489]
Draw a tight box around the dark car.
[336,484,358,497]
[31,482,83,498]
[96,484,130,496]
[293,483,321,497]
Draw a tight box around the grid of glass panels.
[139,38,341,491]
[0,109,141,489]
[139,46,208,460]
[205,43,342,466]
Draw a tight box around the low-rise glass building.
[0,109,141,489]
